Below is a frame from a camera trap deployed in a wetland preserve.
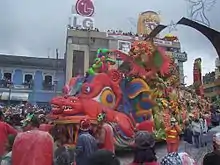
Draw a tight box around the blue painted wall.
[13,69,23,85]
[0,69,2,81]
[0,67,65,103]
[34,70,43,90]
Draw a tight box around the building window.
[0,72,13,88]
[78,38,89,44]
[45,75,52,84]
[24,74,33,83]
[95,39,108,47]
[43,75,53,90]
[23,74,34,89]
[4,72,12,81]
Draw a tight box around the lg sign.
[75,0,94,17]
[72,14,94,29]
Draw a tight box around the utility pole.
[88,30,91,75]
[8,84,12,106]
[54,49,59,96]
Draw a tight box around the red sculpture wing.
[113,50,133,62]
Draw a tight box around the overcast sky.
[0,0,219,85]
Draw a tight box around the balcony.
[0,79,14,88]
[42,81,54,91]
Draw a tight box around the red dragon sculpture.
[55,96,135,137]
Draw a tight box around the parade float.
[49,40,210,148]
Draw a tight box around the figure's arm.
[5,123,18,135]
[175,124,182,134]
[165,126,172,133]
[93,60,102,69]
[97,128,106,147]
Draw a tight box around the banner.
[118,40,131,54]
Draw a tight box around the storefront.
[1,92,29,101]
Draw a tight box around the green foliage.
[153,51,163,68]
[154,128,166,140]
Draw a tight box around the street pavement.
[117,141,212,165]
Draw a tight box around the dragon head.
[50,96,66,114]
[62,96,84,115]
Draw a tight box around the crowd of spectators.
[67,24,159,40]
[67,25,99,32]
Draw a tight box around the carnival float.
[48,39,210,148]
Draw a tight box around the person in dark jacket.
[183,121,193,144]
[203,132,220,165]
[211,110,219,127]
[75,118,97,165]
[130,131,158,165]
[54,139,71,165]
[183,121,193,153]
[88,149,120,165]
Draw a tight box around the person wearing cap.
[75,118,98,165]
[96,111,115,153]
[165,117,181,153]
[0,111,17,158]
[203,132,220,165]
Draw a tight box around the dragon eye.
[85,86,91,93]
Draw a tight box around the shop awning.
[1,92,29,101]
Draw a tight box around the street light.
[8,84,12,105]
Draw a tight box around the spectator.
[183,120,193,153]
[161,152,196,165]
[12,126,54,165]
[1,135,16,165]
[0,111,17,158]
[211,110,219,127]
[54,139,71,165]
[192,117,202,148]
[203,132,220,165]
[199,114,208,147]
[130,131,158,165]
[88,149,120,165]
[75,118,97,165]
